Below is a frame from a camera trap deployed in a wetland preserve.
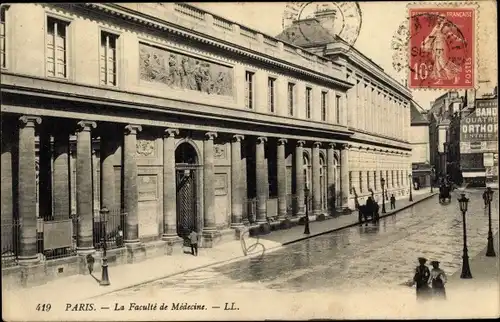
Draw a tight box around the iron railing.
[1,220,21,267]
[92,208,125,250]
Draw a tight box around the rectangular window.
[391,170,394,187]
[46,16,69,78]
[359,171,363,193]
[367,171,370,190]
[268,77,275,113]
[321,91,327,121]
[0,7,6,69]
[336,95,341,123]
[386,170,389,187]
[380,171,383,189]
[287,83,295,116]
[100,31,118,86]
[349,171,352,192]
[245,71,254,109]
[373,171,377,191]
[396,170,400,186]
[305,87,312,119]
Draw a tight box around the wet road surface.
[96,190,499,319]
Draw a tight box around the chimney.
[314,6,337,33]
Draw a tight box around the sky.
[194,1,498,110]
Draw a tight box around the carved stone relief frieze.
[139,43,233,97]
[136,139,156,157]
[214,145,227,159]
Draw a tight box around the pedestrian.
[413,257,431,300]
[188,230,198,256]
[429,261,447,299]
[390,194,396,209]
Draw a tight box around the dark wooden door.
[176,169,197,245]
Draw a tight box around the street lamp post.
[304,188,310,235]
[430,167,435,193]
[380,178,386,214]
[99,206,111,286]
[485,187,496,257]
[458,193,472,279]
[408,173,413,202]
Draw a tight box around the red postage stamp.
[408,7,475,89]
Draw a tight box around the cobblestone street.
[96,190,498,319]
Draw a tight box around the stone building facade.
[1,3,412,285]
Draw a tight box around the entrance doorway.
[175,142,200,244]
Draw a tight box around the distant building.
[460,90,498,188]
[410,101,431,189]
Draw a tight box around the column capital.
[164,128,179,138]
[19,115,42,128]
[205,132,218,140]
[328,142,336,149]
[256,136,267,144]
[232,134,244,142]
[337,143,349,150]
[277,138,287,145]
[296,140,305,147]
[313,142,322,148]
[76,120,97,132]
[124,124,142,135]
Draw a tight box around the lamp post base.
[100,257,111,286]
[460,253,473,279]
[486,231,496,257]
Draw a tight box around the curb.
[283,192,438,246]
[87,192,437,300]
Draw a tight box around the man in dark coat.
[413,257,431,300]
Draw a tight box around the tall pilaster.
[123,124,142,245]
[76,120,97,253]
[255,136,268,223]
[295,140,305,215]
[277,138,287,220]
[162,128,179,239]
[340,144,350,209]
[312,142,321,216]
[203,132,217,232]
[100,126,116,211]
[53,129,71,220]
[18,116,42,263]
[327,143,336,213]
[231,134,245,228]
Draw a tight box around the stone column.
[38,125,52,220]
[255,137,268,224]
[312,142,321,216]
[100,126,116,211]
[231,134,245,228]
[1,119,15,244]
[327,143,336,214]
[17,116,41,263]
[295,140,305,215]
[203,132,218,243]
[162,128,179,240]
[277,138,287,220]
[75,121,97,253]
[123,124,142,245]
[53,130,71,220]
[339,144,350,209]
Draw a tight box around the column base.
[230,222,245,230]
[279,217,293,230]
[161,235,184,255]
[17,255,40,266]
[125,241,146,264]
[76,247,96,256]
[201,230,218,248]
[257,222,271,235]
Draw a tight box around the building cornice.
[75,3,353,90]
[324,42,412,100]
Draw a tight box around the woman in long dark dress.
[413,257,431,300]
[429,261,447,299]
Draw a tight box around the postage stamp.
[408,7,475,89]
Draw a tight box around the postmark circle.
[282,2,362,46]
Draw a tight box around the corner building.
[1,3,412,284]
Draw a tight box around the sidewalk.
[3,190,436,304]
[448,231,499,287]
